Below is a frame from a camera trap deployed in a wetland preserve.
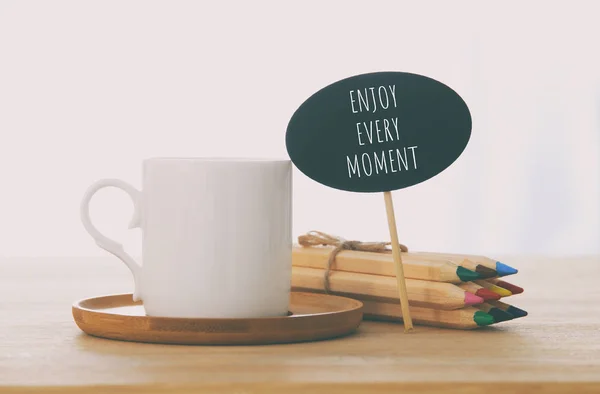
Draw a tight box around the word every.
[356,117,399,146]
[347,147,418,178]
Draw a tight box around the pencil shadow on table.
[357,320,533,357]
[72,321,531,361]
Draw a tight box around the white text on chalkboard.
[346,147,418,178]
[346,84,419,178]
[349,85,397,114]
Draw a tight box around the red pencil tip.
[477,288,502,301]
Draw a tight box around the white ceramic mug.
[80,158,292,318]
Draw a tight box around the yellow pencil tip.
[490,284,513,297]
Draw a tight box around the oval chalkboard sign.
[286,72,472,192]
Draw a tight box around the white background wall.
[0,0,598,257]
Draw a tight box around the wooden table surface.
[1,256,600,393]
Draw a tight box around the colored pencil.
[457,282,502,301]
[291,266,483,310]
[292,245,481,283]
[475,303,514,322]
[474,279,512,297]
[410,251,518,277]
[361,301,496,329]
[485,278,524,294]
[487,300,528,318]
[408,251,497,278]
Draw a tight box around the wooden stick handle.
[383,191,414,332]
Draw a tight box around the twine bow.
[298,230,408,293]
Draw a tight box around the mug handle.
[80,179,143,301]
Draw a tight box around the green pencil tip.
[474,311,495,326]
[456,266,481,282]
[487,308,514,323]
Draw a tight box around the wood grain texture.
[72,292,362,345]
[411,251,497,269]
[292,245,466,283]
[361,301,483,330]
[291,266,471,309]
[1,256,600,393]
[383,191,413,330]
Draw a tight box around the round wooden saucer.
[72,292,363,345]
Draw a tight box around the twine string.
[297,230,408,293]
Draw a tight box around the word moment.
[346,85,418,179]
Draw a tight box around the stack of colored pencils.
[291,245,527,329]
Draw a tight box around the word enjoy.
[349,85,397,114]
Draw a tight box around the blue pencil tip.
[495,261,518,276]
